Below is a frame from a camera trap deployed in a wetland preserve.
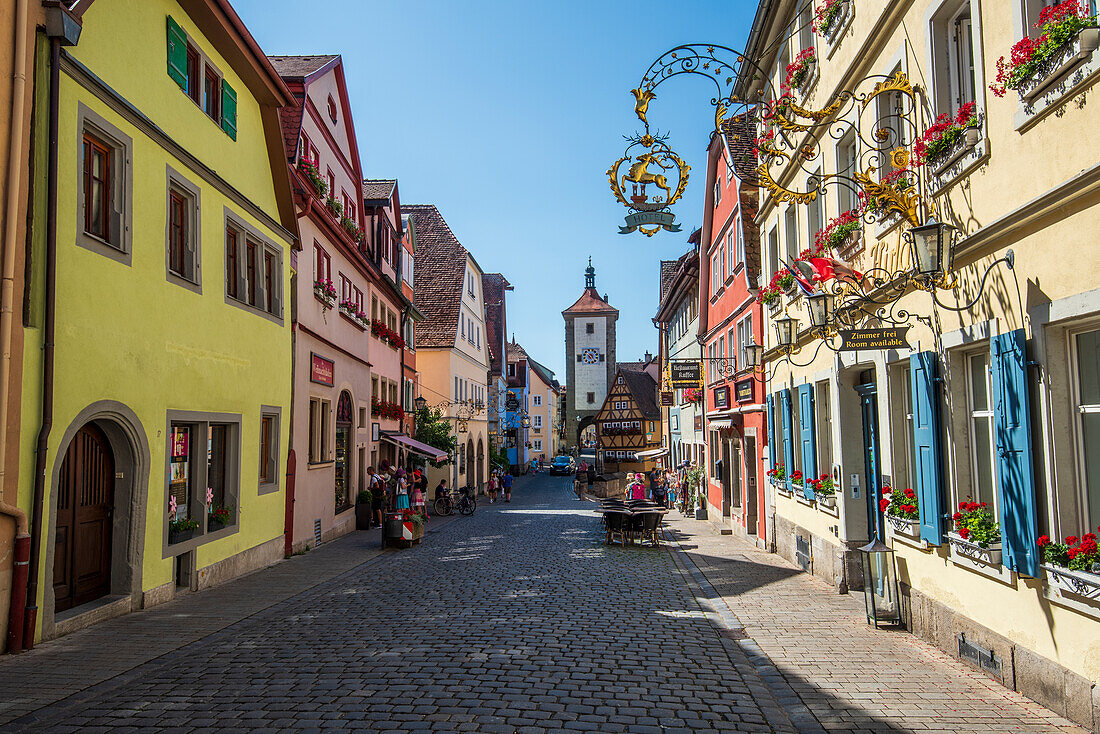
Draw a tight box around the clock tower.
[562,258,618,450]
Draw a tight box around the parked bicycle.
[433,487,476,516]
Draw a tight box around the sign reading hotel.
[310,353,335,386]
[837,328,910,352]
[669,360,702,389]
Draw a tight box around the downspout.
[1,0,29,655]
[24,35,62,650]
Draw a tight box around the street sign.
[837,327,910,351]
[660,391,674,406]
[505,393,519,411]
[669,360,702,388]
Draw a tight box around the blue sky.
[235,0,755,379]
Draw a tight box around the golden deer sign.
[623,152,672,202]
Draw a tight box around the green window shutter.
[166,16,188,90]
[221,81,237,140]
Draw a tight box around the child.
[395,469,410,511]
[411,475,426,518]
[488,473,498,503]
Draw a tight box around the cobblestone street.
[0,474,1088,733]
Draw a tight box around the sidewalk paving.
[660,511,1088,734]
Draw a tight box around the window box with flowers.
[812,210,862,256]
[915,103,985,190]
[990,1,1100,126]
[814,0,852,51]
[785,47,817,96]
[767,465,790,493]
[339,299,367,330]
[809,473,836,509]
[314,279,337,309]
[882,486,921,541]
[340,216,363,244]
[207,504,234,533]
[683,387,703,404]
[297,159,327,198]
[370,319,406,350]
[947,500,1003,567]
[372,398,405,421]
[325,195,343,219]
[1039,528,1100,603]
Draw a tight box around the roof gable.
[563,287,618,316]
[406,204,471,349]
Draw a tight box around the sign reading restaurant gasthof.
[310,353,334,386]
[837,328,910,352]
[669,360,702,389]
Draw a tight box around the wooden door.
[54,424,114,613]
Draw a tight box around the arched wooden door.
[335,391,353,513]
[466,438,475,488]
[476,438,484,488]
[54,424,114,612]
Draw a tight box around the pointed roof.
[619,367,660,419]
[563,288,618,316]
[267,54,340,79]
[528,356,558,391]
[363,179,398,201]
[405,204,472,349]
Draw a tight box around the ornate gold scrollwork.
[854,166,921,227]
[860,70,916,109]
[757,163,819,205]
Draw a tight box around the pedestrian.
[652,472,667,507]
[369,466,384,527]
[488,472,498,503]
[586,462,596,490]
[630,473,646,500]
[411,470,427,518]
[503,470,513,502]
[434,478,448,503]
[395,469,410,511]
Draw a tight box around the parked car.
[549,455,577,475]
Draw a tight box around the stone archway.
[576,415,597,449]
[43,401,150,639]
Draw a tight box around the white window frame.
[965,350,999,513]
[1070,326,1100,531]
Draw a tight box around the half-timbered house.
[596,367,663,474]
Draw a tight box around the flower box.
[313,283,336,308]
[818,0,851,47]
[207,518,229,533]
[1043,563,1100,601]
[766,297,782,317]
[817,494,836,509]
[168,527,194,545]
[1019,28,1100,103]
[929,127,980,176]
[886,513,920,541]
[947,531,1002,566]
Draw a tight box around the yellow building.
[527,355,563,462]
[741,0,1100,725]
[11,0,296,648]
[405,204,491,493]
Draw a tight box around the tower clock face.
[581,348,600,364]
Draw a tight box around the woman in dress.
[488,472,498,503]
[395,469,410,511]
[631,473,647,500]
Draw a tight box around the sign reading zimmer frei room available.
[837,327,910,352]
[669,360,702,388]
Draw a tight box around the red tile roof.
[562,288,618,316]
[405,204,470,349]
[482,274,510,376]
[267,55,340,79]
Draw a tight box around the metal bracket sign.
[837,327,910,351]
[669,360,702,388]
[619,210,682,235]
[660,391,674,406]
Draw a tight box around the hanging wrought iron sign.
[660,391,674,406]
[837,328,910,351]
[669,360,702,388]
[608,131,690,237]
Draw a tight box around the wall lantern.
[858,538,902,628]
[907,219,953,279]
[414,396,427,412]
[774,315,798,348]
[457,419,468,434]
[744,341,764,369]
[806,291,835,330]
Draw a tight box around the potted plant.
[812,210,862,254]
[810,473,837,508]
[1039,527,1100,600]
[207,505,233,532]
[813,0,849,38]
[776,269,797,297]
[785,47,817,92]
[683,387,703,403]
[325,196,343,218]
[881,485,920,540]
[355,489,373,530]
[297,159,327,197]
[767,464,788,492]
[168,494,198,545]
[758,281,783,315]
[949,499,1002,565]
[913,102,982,173]
[314,278,337,308]
[990,1,1100,102]
[790,469,804,488]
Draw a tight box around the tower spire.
[585,256,595,289]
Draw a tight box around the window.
[836,131,859,216]
[166,173,200,286]
[225,216,283,319]
[166,412,241,544]
[82,132,112,242]
[714,181,721,205]
[1073,328,1100,529]
[327,95,338,123]
[876,66,906,173]
[726,228,737,275]
[314,243,331,285]
[768,226,780,280]
[586,322,594,334]
[186,45,201,104]
[259,409,280,493]
[587,392,595,404]
[784,207,799,265]
[226,229,239,298]
[966,352,997,508]
[798,2,814,55]
[948,4,976,112]
[533,395,542,407]
[534,415,543,429]
[711,253,720,294]
[807,170,823,243]
[246,239,257,306]
[815,380,832,475]
[533,439,543,452]
[508,363,516,377]
[649,421,656,432]
[727,327,736,361]
[718,336,725,365]
[738,315,754,368]
[204,67,220,121]
[308,397,330,464]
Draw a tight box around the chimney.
[644,351,652,363]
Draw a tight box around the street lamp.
[414,396,427,412]
[806,291,835,331]
[744,340,764,369]
[907,219,953,279]
[858,538,902,628]
[774,315,798,349]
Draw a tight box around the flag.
[807,256,863,286]
[783,261,816,297]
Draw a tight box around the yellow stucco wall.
[19,0,292,634]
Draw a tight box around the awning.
[708,419,733,429]
[634,448,669,460]
[380,431,448,462]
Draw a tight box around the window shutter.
[798,383,817,499]
[270,249,283,318]
[910,351,944,545]
[991,329,1039,577]
[166,16,188,89]
[780,389,794,493]
[221,81,237,140]
[766,393,776,472]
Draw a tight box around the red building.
[698,117,767,546]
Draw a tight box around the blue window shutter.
[910,351,944,545]
[798,383,817,499]
[991,330,1039,577]
[766,393,776,472]
[780,389,794,493]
